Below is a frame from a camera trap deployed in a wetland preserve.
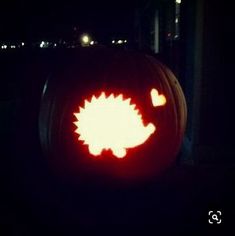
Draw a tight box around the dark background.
[0,0,138,42]
[1,0,234,234]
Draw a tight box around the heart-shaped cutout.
[150,88,166,107]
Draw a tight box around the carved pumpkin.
[39,48,187,183]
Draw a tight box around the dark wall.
[181,0,234,165]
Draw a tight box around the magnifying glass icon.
[212,214,218,221]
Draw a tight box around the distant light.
[2,45,7,49]
[90,40,94,45]
[175,18,179,23]
[176,0,181,3]
[40,41,49,48]
[81,34,90,44]
[117,40,123,44]
[21,42,25,46]
[54,43,57,47]
[10,45,16,49]
[83,36,89,43]
[124,40,127,43]
[112,40,115,44]
[40,41,45,48]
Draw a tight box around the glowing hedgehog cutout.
[74,90,166,158]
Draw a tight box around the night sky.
[0,0,148,42]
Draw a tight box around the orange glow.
[74,92,156,158]
[150,88,166,107]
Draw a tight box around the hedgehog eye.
[150,88,166,107]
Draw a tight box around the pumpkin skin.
[39,47,187,184]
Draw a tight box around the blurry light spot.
[175,18,179,23]
[40,41,49,48]
[117,40,123,44]
[40,41,45,48]
[83,36,89,43]
[124,40,127,43]
[90,41,94,45]
[10,45,16,49]
[112,40,115,44]
[81,34,90,44]
[21,42,25,46]
[176,0,181,3]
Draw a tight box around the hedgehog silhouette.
[74,92,156,158]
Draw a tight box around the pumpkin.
[39,47,187,184]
